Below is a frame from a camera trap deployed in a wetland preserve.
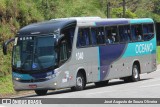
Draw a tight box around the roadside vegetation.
[157,46,160,64]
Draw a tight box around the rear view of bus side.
[3,17,156,95]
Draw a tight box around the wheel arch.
[133,60,141,74]
[76,68,87,84]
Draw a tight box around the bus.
[3,17,157,95]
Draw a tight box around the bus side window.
[83,28,91,46]
[119,25,131,43]
[59,41,68,65]
[61,26,75,57]
[105,27,112,44]
[91,28,97,45]
[97,27,105,44]
[131,25,143,41]
[69,28,75,46]
[105,26,119,44]
[77,28,91,47]
[143,24,154,41]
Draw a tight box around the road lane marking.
[87,90,115,95]
[140,84,160,88]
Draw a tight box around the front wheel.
[71,73,85,91]
[35,90,48,96]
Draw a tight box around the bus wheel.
[123,64,140,82]
[131,64,140,82]
[95,80,109,87]
[35,90,48,96]
[71,73,85,91]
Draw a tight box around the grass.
[157,46,160,64]
[0,75,15,97]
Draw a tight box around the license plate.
[29,84,37,88]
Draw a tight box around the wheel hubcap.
[133,68,138,78]
[77,77,82,87]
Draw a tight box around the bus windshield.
[13,35,58,72]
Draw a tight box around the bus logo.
[135,43,153,54]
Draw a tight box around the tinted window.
[105,26,119,44]
[77,28,91,47]
[91,28,97,45]
[61,27,75,50]
[59,40,69,66]
[143,24,154,41]
[91,27,105,45]
[97,27,105,44]
[119,25,131,42]
[131,25,143,41]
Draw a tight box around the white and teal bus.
[3,17,157,95]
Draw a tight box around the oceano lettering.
[135,43,153,54]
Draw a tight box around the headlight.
[45,72,59,79]
[45,74,56,79]
[14,77,21,81]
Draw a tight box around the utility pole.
[107,2,111,18]
[46,0,49,9]
[123,0,126,18]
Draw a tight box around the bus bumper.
[13,79,59,91]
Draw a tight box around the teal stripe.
[97,47,100,81]
[13,72,34,80]
[130,18,154,24]
[93,22,96,26]
[122,36,156,58]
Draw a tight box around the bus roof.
[17,19,77,36]
[17,17,154,36]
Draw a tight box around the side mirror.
[2,38,15,55]
[2,42,7,55]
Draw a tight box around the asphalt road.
[1,66,160,107]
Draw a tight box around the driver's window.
[59,41,68,64]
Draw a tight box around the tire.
[131,64,140,82]
[123,64,140,82]
[95,80,109,87]
[71,73,85,91]
[35,90,48,96]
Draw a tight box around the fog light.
[54,82,57,86]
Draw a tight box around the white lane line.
[140,84,160,88]
[87,90,115,95]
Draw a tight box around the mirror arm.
[2,38,15,55]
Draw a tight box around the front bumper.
[13,79,58,91]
